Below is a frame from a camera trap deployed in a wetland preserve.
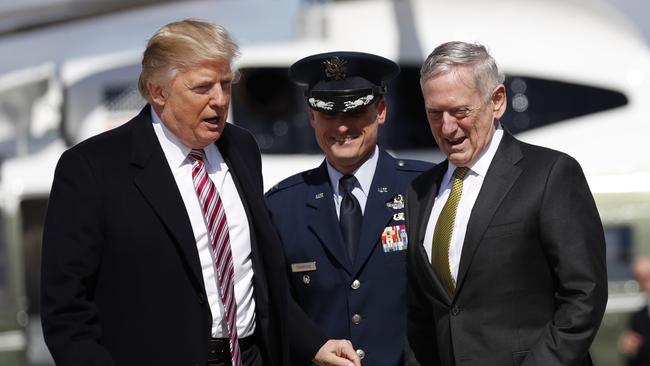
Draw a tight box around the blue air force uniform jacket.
[265,148,432,365]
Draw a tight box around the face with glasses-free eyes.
[149,59,236,149]
[421,65,506,167]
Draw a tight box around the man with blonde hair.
[41,19,359,366]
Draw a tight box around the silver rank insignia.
[315,192,324,199]
[393,212,405,221]
[386,194,404,210]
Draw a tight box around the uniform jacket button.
[351,279,361,290]
[356,349,365,359]
[451,306,460,316]
[352,314,362,324]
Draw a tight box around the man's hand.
[619,330,644,358]
[313,339,361,366]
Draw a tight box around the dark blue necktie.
[339,175,362,262]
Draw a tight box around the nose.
[441,112,458,136]
[335,115,352,132]
[208,84,229,109]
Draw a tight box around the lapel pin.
[378,187,388,193]
[315,192,324,199]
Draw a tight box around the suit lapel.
[416,162,454,304]
[306,162,354,274]
[455,132,523,292]
[130,107,205,290]
[352,150,398,275]
[215,125,271,310]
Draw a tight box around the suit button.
[352,314,362,324]
[356,348,365,359]
[451,306,460,316]
[351,279,361,290]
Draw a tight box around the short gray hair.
[420,41,504,101]
[138,19,240,102]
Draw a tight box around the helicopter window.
[20,197,49,316]
[605,225,633,283]
[231,67,628,154]
[501,76,628,134]
[0,214,7,306]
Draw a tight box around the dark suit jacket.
[405,132,607,366]
[41,107,324,366]
[265,149,431,366]
[625,305,650,366]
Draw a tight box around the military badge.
[323,56,347,80]
[393,212,405,221]
[381,224,408,252]
[386,194,404,210]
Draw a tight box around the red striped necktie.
[188,149,241,366]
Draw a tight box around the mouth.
[203,116,221,125]
[446,136,466,146]
[332,135,359,144]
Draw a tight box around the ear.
[491,84,507,119]
[308,108,317,128]
[376,98,387,126]
[148,80,168,108]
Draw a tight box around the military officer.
[265,51,433,365]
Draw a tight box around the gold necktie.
[432,166,469,296]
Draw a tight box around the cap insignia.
[324,56,347,80]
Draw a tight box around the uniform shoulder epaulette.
[265,169,315,196]
[394,158,434,172]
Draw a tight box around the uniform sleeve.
[524,154,607,365]
[40,149,115,365]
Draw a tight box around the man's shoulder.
[391,157,434,174]
[67,112,142,157]
[265,167,321,199]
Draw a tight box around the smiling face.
[148,59,234,149]
[421,65,506,167]
[309,98,386,174]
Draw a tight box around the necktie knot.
[453,166,469,180]
[339,174,358,196]
[188,149,205,163]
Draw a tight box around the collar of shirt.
[327,145,379,200]
[444,124,504,183]
[150,106,225,173]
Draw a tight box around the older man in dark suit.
[405,41,607,366]
[40,19,359,366]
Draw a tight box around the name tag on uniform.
[381,224,408,252]
[291,261,317,272]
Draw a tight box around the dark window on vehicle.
[21,197,48,316]
[0,213,7,307]
[605,225,633,282]
[231,67,628,154]
[501,76,628,134]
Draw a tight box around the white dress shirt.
[327,145,379,217]
[152,108,256,338]
[424,126,504,282]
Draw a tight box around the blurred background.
[0,0,648,365]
